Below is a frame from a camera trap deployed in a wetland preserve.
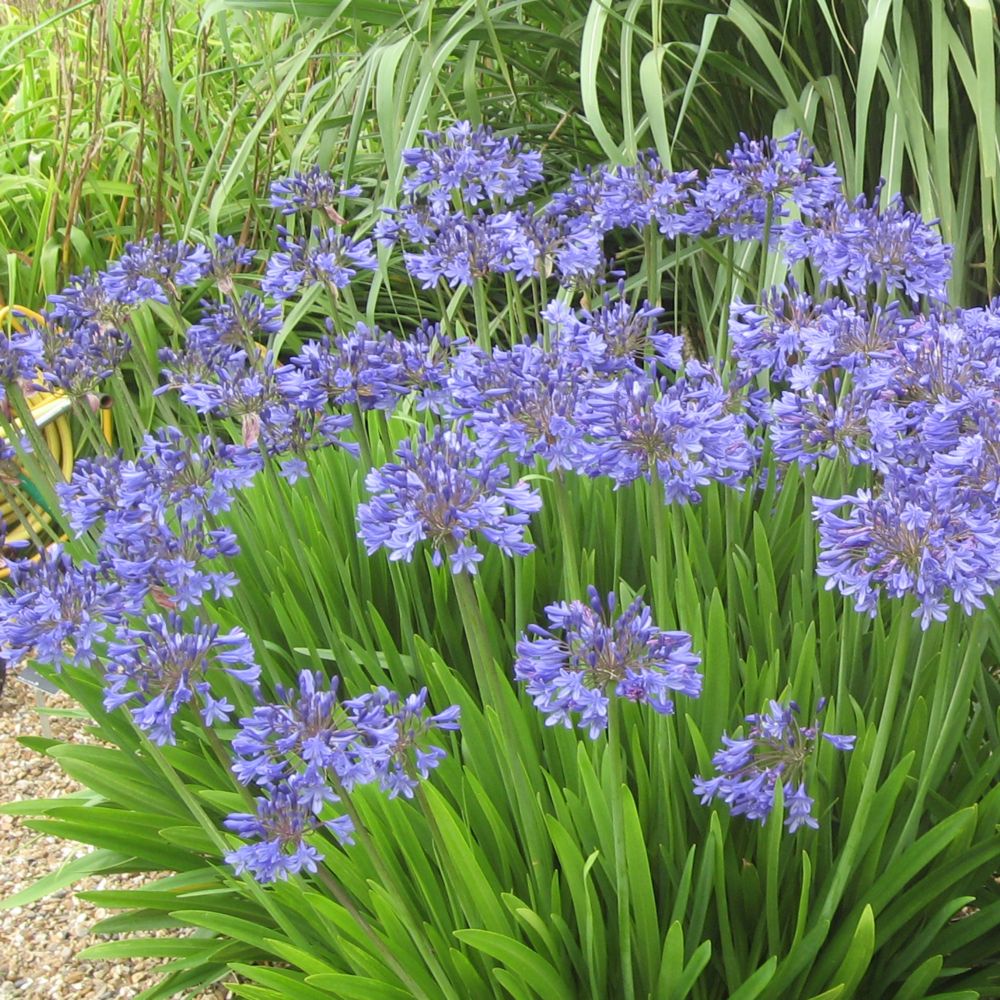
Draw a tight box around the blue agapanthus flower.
[693,699,855,833]
[357,424,542,572]
[578,366,756,502]
[515,587,702,737]
[270,165,362,220]
[815,466,1000,628]
[224,776,355,884]
[263,227,377,300]
[104,612,260,745]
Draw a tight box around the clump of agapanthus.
[289,324,399,411]
[224,776,355,884]
[815,466,1000,628]
[514,587,702,738]
[101,235,212,305]
[693,699,855,833]
[782,188,952,302]
[46,269,133,331]
[357,424,542,573]
[270,166,362,222]
[101,511,241,610]
[263,226,377,300]
[400,120,544,210]
[57,428,261,534]
[444,340,591,471]
[343,687,461,799]
[579,366,756,502]
[695,131,841,241]
[549,153,706,242]
[103,612,259,745]
[0,547,133,671]
[769,382,902,470]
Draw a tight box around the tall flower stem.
[607,698,635,999]
[550,470,582,599]
[312,864,431,1000]
[472,279,492,351]
[332,781,460,1000]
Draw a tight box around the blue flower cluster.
[514,588,702,737]
[693,700,856,832]
[0,430,262,743]
[224,670,459,882]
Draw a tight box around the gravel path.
[1,676,234,999]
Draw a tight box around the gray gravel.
[1,677,234,999]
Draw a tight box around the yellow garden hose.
[0,305,114,576]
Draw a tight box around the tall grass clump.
[0,119,998,999]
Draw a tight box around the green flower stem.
[645,224,662,306]
[351,404,375,471]
[333,781,460,1000]
[312,864,432,1000]
[818,610,914,922]
[550,470,582,599]
[607,698,635,999]
[451,565,506,712]
[140,732,312,953]
[892,613,987,859]
[648,474,672,624]
[472,279,492,351]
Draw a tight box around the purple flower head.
[357,424,542,572]
[104,612,259,745]
[402,210,535,288]
[208,236,256,293]
[187,295,281,355]
[101,236,212,305]
[515,588,702,737]
[550,285,683,373]
[446,341,591,471]
[693,699,855,832]
[782,187,952,301]
[579,367,756,502]
[546,155,704,240]
[230,669,397,790]
[28,314,131,399]
[400,121,544,211]
[46,270,132,332]
[270,166,362,221]
[0,324,44,397]
[0,547,132,671]
[770,381,895,470]
[263,227,377,300]
[225,776,354,884]
[345,686,460,799]
[695,132,842,241]
[815,466,1000,628]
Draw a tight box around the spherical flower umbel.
[514,588,702,738]
[345,686,461,799]
[103,612,260,745]
[224,776,355,884]
[693,699,855,833]
[357,424,542,573]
